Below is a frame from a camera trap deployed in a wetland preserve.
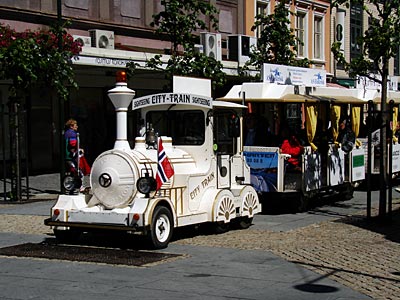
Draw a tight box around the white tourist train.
[45,74,262,249]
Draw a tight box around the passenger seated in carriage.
[244,114,265,146]
[244,114,278,147]
[280,125,304,172]
[337,118,356,154]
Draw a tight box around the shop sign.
[261,63,326,87]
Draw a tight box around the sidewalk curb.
[0,193,59,204]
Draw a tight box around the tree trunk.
[8,96,22,201]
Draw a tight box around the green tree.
[246,0,309,75]
[0,23,81,200]
[127,0,226,91]
[332,0,400,218]
[0,23,81,100]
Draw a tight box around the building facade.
[0,1,247,173]
[331,1,400,87]
[2,0,337,174]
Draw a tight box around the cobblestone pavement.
[1,200,400,300]
[174,201,400,300]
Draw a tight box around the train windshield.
[147,110,205,145]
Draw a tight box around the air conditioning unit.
[72,35,92,48]
[200,32,222,61]
[89,29,115,49]
[228,34,257,63]
[194,44,204,54]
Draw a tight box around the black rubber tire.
[297,193,309,212]
[148,206,173,249]
[53,229,81,243]
[344,184,354,200]
[236,217,253,229]
[214,221,230,234]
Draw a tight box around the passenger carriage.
[45,74,261,249]
[218,82,383,211]
[364,90,400,179]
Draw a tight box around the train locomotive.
[45,73,261,249]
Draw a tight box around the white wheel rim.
[243,192,258,217]
[217,195,235,222]
[155,214,170,243]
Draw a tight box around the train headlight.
[137,176,157,195]
[63,175,82,192]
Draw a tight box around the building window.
[313,16,323,60]
[257,0,269,15]
[296,12,307,57]
[121,0,142,19]
[65,0,89,9]
[350,2,363,60]
[255,0,270,38]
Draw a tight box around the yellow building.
[243,0,332,73]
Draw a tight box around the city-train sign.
[132,93,213,109]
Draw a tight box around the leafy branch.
[0,22,81,100]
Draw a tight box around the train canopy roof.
[217,82,400,104]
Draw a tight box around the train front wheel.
[213,221,230,234]
[148,206,173,249]
[53,228,81,243]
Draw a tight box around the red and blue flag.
[156,137,174,190]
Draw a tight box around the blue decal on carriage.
[243,152,279,169]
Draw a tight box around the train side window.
[213,110,237,155]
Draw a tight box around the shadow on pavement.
[42,223,247,251]
[334,207,400,244]
[260,191,357,216]
[294,283,338,293]
[0,240,183,266]
[293,261,400,284]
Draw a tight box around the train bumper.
[45,194,147,230]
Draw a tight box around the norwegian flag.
[156,137,174,190]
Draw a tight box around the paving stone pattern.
[1,202,400,300]
[175,204,400,300]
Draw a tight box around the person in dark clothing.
[64,118,91,192]
[244,114,265,146]
[337,118,355,153]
